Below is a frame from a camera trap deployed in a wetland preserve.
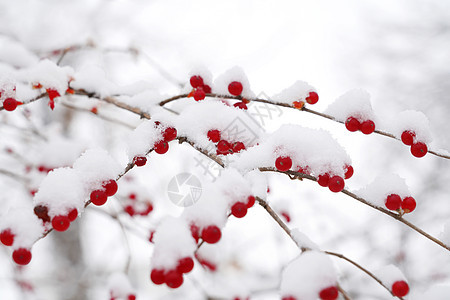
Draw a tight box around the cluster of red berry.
[89,179,119,206]
[0,229,32,265]
[110,293,136,300]
[190,223,222,244]
[292,91,319,109]
[207,129,246,155]
[123,193,153,217]
[230,195,256,218]
[282,285,338,300]
[150,256,195,288]
[133,124,177,166]
[384,194,416,213]
[401,130,428,158]
[345,116,376,134]
[275,156,353,193]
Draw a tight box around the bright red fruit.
[201,225,222,244]
[90,189,108,206]
[207,129,221,143]
[360,120,375,134]
[246,195,256,208]
[190,75,204,88]
[190,223,200,243]
[385,194,402,211]
[231,202,248,218]
[127,295,136,300]
[125,205,135,216]
[392,280,409,297]
[3,98,19,111]
[52,215,70,232]
[319,286,339,300]
[34,205,51,223]
[344,165,354,179]
[281,211,291,223]
[305,91,319,104]
[193,88,206,101]
[401,130,415,146]
[165,270,183,288]
[345,117,360,132]
[275,156,292,172]
[228,81,243,96]
[176,257,194,274]
[133,156,147,167]
[103,180,118,196]
[217,140,232,155]
[232,141,246,153]
[202,84,212,93]
[154,140,169,154]
[163,127,177,141]
[401,196,416,213]
[67,208,78,222]
[0,229,15,246]
[317,173,330,187]
[233,102,247,110]
[411,142,427,158]
[328,176,345,193]
[150,269,165,285]
[281,296,297,300]
[12,248,32,265]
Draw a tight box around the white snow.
[387,110,432,144]
[271,80,317,105]
[325,88,377,123]
[213,66,255,98]
[375,264,407,288]
[108,272,135,299]
[291,229,320,250]
[125,120,163,160]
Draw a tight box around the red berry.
[149,230,155,243]
[163,127,177,141]
[190,223,200,243]
[231,202,248,218]
[193,88,206,101]
[202,84,212,93]
[127,295,136,300]
[305,91,319,104]
[281,211,291,223]
[3,98,19,111]
[207,130,221,143]
[317,173,330,187]
[401,196,416,213]
[401,130,415,146]
[345,117,360,132]
[190,75,204,88]
[217,140,232,155]
[67,208,78,222]
[281,296,297,300]
[46,88,60,101]
[360,120,375,134]
[165,270,183,288]
[140,203,154,216]
[52,215,70,231]
[246,195,255,208]
[392,280,409,297]
[0,229,15,246]
[129,193,136,200]
[275,156,292,172]
[385,194,402,211]
[103,180,118,196]
[90,189,108,206]
[133,156,147,167]
[154,140,169,154]
[328,176,345,193]
[150,269,165,285]
[319,286,338,300]
[411,142,427,158]
[125,205,135,216]
[344,165,354,179]
[34,205,51,223]
[201,225,222,244]
[232,142,246,153]
[233,102,247,110]
[176,257,194,274]
[293,101,305,109]
[228,81,243,96]
[12,248,32,265]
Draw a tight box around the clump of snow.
[388,110,432,144]
[411,285,450,300]
[151,217,197,269]
[108,272,135,300]
[71,65,117,97]
[213,66,255,98]
[325,89,377,123]
[175,100,264,150]
[291,229,320,250]
[375,264,407,288]
[33,137,86,170]
[280,251,337,300]
[33,167,86,217]
[188,66,213,88]
[125,120,163,159]
[356,173,411,208]
[73,148,122,191]
[232,124,351,177]
[440,221,450,247]
[119,90,168,111]
[0,206,44,248]
[19,59,74,96]
[0,36,39,68]
[243,170,268,199]
[271,80,317,105]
